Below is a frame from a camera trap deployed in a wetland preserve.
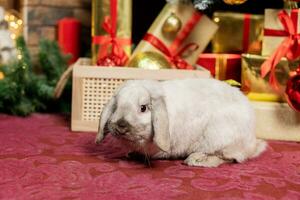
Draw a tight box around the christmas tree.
[0,37,71,116]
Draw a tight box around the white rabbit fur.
[96,78,267,167]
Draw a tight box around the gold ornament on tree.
[127,51,171,70]
[223,0,247,5]
[162,12,182,36]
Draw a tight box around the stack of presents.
[89,0,300,141]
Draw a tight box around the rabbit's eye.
[140,105,147,113]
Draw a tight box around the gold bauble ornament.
[162,13,182,35]
[127,51,171,70]
[223,0,247,5]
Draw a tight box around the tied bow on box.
[142,11,203,70]
[143,33,198,70]
[261,10,300,90]
[92,0,131,66]
[262,10,300,111]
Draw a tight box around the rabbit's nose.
[117,119,128,128]
[115,119,129,134]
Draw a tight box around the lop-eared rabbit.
[96,79,266,167]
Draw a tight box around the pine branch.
[38,39,70,84]
[0,36,71,116]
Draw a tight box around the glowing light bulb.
[214,17,220,23]
[9,15,15,20]
[11,34,16,39]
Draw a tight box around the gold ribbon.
[215,55,228,80]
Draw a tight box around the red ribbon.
[261,10,300,90]
[243,14,251,52]
[144,33,198,69]
[92,0,131,66]
[142,11,202,70]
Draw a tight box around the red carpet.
[0,114,300,200]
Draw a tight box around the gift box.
[262,9,300,57]
[241,54,299,102]
[212,12,264,54]
[92,0,132,66]
[252,101,300,142]
[130,2,218,70]
[196,54,241,82]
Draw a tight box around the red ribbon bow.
[92,0,131,66]
[142,11,202,70]
[144,33,198,70]
[261,10,300,90]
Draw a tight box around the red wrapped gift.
[197,54,241,82]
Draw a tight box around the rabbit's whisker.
[143,148,152,168]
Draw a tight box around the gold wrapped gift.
[241,54,299,102]
[212,12,264,54]
[92,0,132,65]
[130,2,218,68]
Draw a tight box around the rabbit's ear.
[151,97,170,152]
[95,96,116,144]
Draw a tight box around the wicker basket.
[71,58,210,132]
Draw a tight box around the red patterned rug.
[0,114,300,200]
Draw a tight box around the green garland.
[0,37,71,116]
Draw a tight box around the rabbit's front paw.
[184,152,226,167]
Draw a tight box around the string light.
[11,34,16,40]
[4,11,23,44]
[214,17,220,23]
[0,72,4,80]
